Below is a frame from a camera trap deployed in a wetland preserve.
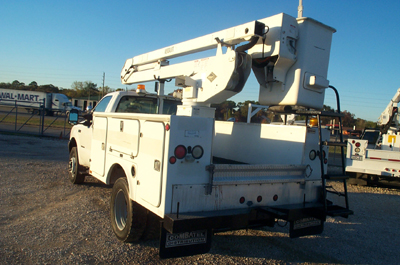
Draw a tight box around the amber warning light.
[136,84,146,94]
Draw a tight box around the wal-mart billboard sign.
[0,92,41,102]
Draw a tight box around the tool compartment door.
[107,118,140,158]
[138,121,165,207]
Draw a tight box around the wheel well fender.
[107,163,127,186]
[68,138,77,152]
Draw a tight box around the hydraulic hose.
[235,36,259,53]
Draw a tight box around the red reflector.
[355,142,361,147]
[169,156,176,164]
[352,140,355,144]
[324,158,328,164]
[174,145,187,159]
[257,196,262,202]
[165,124,170,131]
[385,168,390,171]
[239,197,245,204]
[273,195,278,201]
[393,169,397,172]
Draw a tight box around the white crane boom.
[377,88,400,127]
[120,13,336,117]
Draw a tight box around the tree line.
[0,80,376,129]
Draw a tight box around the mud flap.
[289,217,324,238]
[159,227,212,259]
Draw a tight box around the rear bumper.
[163,202,329,235]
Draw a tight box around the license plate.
[351,155,363,161]
[293,217,322,230]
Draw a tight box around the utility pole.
[102,72,105,97]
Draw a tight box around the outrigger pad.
[159,227,212,259]
[289,217,324,238]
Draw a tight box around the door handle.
[154,160,161,172]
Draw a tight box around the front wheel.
[110,178,147,242]
[68,147,85,184]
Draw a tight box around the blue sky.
[1,0,399,122]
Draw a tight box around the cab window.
[163,99,181,115]
[116,96,157,114]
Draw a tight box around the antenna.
[298,0,303,18]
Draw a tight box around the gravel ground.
[1,133,399,264]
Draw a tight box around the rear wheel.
[68,147,85,184]
[110,178,147,242]
[347,172,368,186]
[141,210,161,240]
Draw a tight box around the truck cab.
[68,90,181,181]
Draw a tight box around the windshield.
[116,96,158,114]
[163,99,181,115]
[115,96,181,114]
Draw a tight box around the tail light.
[309,150,317,160]
[170,145,204,164]
[192,145,204,159]
[174,145,187,159]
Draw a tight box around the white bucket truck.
[68,12,352,258]
[346,88,400,185]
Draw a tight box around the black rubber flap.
[159,227,212,259]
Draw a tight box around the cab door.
[88,95,112,180]
[90,116,108,178]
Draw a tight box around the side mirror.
[68,109,79,125]
[82,112,93,126]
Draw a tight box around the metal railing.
[0,99,71,138]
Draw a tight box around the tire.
[68,147,85,184]
[141,210,161,241]
[110,178,147,242]
[347,172,368,186]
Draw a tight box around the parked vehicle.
[68,11,351,258]
[0,88,80,115]
[346,88,400,185]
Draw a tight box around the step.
[326,205,353,218]
[294,109,344,117]
[324,175,349,180]
[326,190,346,197]
[323,141,347,147]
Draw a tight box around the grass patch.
[0,114,72,128]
